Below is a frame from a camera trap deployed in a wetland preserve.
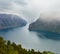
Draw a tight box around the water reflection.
[0,25,60,54]
[31,30,60,40]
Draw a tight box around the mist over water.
[0,0,60,54]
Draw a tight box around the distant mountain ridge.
[29,18,60,34]
[0,14,27,30]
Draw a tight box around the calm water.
[0,24,60,54]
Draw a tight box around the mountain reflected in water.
[30,30,60,40]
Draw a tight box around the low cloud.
[0,0,60,23]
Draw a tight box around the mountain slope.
[29,18,60,34]
[0,14,27,30]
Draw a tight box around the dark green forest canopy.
[0,36,55,54]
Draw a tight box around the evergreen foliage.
[0,36,55,54]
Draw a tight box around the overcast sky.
[0,0,60,23]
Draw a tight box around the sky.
[0,0,60,23]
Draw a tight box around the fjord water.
[0,24,60,54]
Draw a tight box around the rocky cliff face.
[29,18,60,34]
[0,14,27,30]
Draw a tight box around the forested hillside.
[0,36,55,54]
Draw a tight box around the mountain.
[0,14,27,30]
[29,18,60,34]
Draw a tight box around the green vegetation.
[0,36,55,54]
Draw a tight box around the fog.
[0,1,60,53]
[0,0,60,23]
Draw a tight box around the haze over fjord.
[0,0,60,23]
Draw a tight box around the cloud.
[0,0,60,23]
[13,0,28,5]
[0,0,12,10]
[20,0,60,22]
[0,0,28,11]
[0,0,28,17]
